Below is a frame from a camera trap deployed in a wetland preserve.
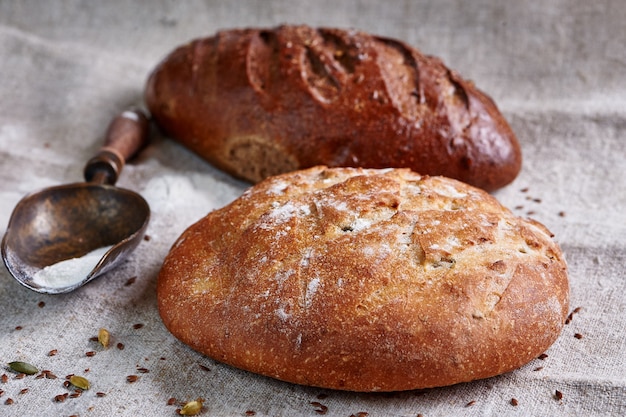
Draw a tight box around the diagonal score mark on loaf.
[245,26,348,103]
[374,37,422,119]
[300,29,347,103]
[221,168,557,330]
[374,36,474,138]
[246,29,279,94]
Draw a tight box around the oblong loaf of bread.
[145,25,521,191]
[157,167,569,391]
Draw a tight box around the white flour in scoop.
[32,245,114,289]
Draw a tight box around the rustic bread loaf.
[157,167,569,391]
[145,25,521,191]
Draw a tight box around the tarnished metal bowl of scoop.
[1,109,151,294]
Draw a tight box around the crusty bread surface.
[157,166,569,391]
[145,25,521,191]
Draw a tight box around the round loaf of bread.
[145,25,521,192]
[157,167,569,391]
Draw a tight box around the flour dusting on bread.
[157,166,569,391]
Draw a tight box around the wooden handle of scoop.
[84,109,150,185]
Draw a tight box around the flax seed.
[311,401,328,415]
[54,393,68,402]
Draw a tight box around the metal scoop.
[1,109,151,294]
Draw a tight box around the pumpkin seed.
[98,328,111,348]
[69,375,90,390]
[8,361,38,375]
[179,398,204,415]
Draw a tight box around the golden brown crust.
[157,167,568,391]
[145,25,521,191]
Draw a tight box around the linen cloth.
[1,1,625,415]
